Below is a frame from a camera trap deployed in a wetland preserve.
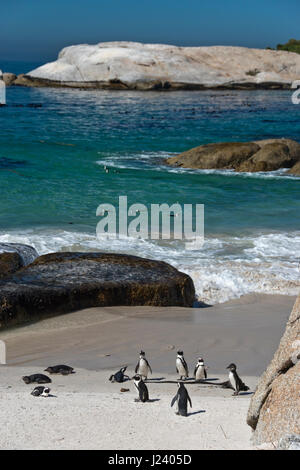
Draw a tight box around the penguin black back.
[226,363,249,395]
[171,382,192,416]
[109,366,129,383]
[22,374,51,384]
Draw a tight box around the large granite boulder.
[166,138,300,173]
[13,42,300,90]
[0,243,38,266]
[0,252,195,329]
[0,243,38,279]
[237,142,291,172]
[247,294,300,445]
[166,142,259,169]
[288,160,300,176]
[2,73,17,86]
[0,252,22,279]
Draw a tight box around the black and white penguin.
[109,366,130,383]
[132,374,149,402]
[44,365,75,375]
[22,374,52,384]
[171,382,192,416]
[31,386,51,397]
[176,351,189,380]
[225,363,249,395]
[194,357,207,381]
[135,350,152,380]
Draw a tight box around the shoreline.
[0,292,296,449]
[1,293,295,375]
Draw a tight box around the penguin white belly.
[138,359,148,377]
[196,366,205,380]
[176,359,187,377]
[229,371,237,390]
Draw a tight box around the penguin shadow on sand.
[187,409,206,417]
[145,377,165,382]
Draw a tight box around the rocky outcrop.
[0,243,38,280]
[167,142,260,169]
[0,243,38,266]
[12,42,300,90]
[237,142,291,172]
[288,160,300,175]
[0,252,195,329]
[0,252,22,279]
[166,138,300,173]
[2,73,17,86]
[247,294,300,445]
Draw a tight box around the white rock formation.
[22,42,300,89]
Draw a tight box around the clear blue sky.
[1,0,299,61]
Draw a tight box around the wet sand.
[0,293,295,450]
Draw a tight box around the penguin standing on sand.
[171,382,192,416]
[194,357,207,380]
[132,375,149,402]
[135,351,152,380]
[225,363,249,395]
[176,351,189,380]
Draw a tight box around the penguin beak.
[226,365,230,369]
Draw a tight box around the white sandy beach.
[0,294,295,450]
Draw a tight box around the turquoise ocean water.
[0,61,300,303]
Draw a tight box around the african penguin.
[44,365,74,375]
[171,382,192,417]
[226,363,249,395]
[194,357,207,380]
[132,374,149,402]
[22,374,52,384]
[31,386,51,397]
[176,351,189,380]
[135,350,152,380]
[109,366,129,383]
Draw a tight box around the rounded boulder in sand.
[0,252,195,329]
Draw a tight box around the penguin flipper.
[187,392,192,408]
[135,363,139,374]
[146,360,152,374]
[171,394,178,408]
[193,367,197,377]
[204,369,207,379]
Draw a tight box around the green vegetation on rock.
[276,39,300,54]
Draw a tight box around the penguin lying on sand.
[109,366,130,383]
[135,351,152,380]
[221,363,249,395]
[171,382,192,416]
[22,374,51,384]
[44,365,74,375]
[31,386,51,397]
[132,374,149,402]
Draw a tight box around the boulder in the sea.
[14,42,300,90]
[2,73,17,86]
[166,142,260,169]
[166,138,300,173]
[288,160,300,176]
[0,252,195,329]
[236,142,291,172]
[247,294,300,445]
